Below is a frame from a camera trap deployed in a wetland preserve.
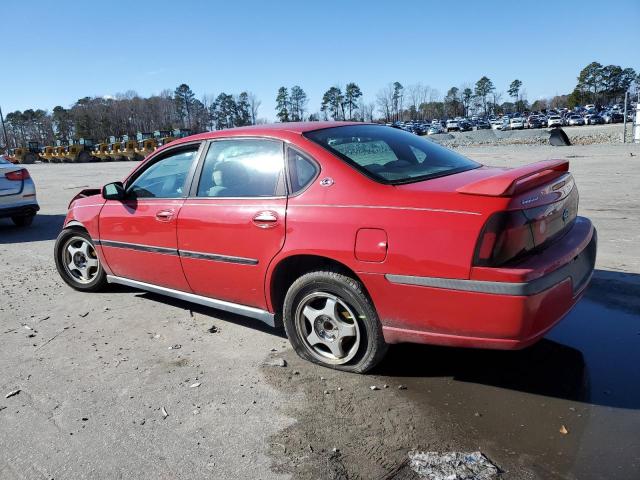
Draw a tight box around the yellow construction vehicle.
[153,130,175,147]
[106,136,125,161]
[91,143,111,161]
[6,142,41,164]
[63,139,94,163]
[40,146,56,163]
[51,141,68,163]
[135,132,157,160]
[119,135,139,161]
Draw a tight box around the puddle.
[264,280,640,479]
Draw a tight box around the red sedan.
[55,122,596,372]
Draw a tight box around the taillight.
[5,169,30,181]
[473,211,536,267]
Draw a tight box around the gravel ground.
[428,123,636,147]
[1,141,639,479]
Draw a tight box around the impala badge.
[562,208,569,222]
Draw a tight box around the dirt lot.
[1,143,639,479]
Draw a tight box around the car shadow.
[134,290,288,339]
[0,214,66,244]
[375,269,640,410]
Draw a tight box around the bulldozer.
[63,139,95,163]
[153,130,175,147]
[51,141,68,163]
[106,136,125,161]
[6,142,41,164]
[91,142,111,162]
[40,146,57,163]
[135,132,157,160]
[120,135,139,161]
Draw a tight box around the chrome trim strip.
[180,250,258,265]
[96,239,258,265]
[105,276,275,326]
[291,204,481,216]
[96,239,178,256]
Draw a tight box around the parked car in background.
[509,117,525,130]
[548,115,563,127]
[0,155,39,226]
[585,114,604,125]
[427,124,445,135]
[53,122,596,373]
[568,115,585,126]
[445,120,460,132]
[526,116,543,128]
[475,120,491,130]
[458,120,473,132]
[602,111,623,124]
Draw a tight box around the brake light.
[5,169,30,181]
[473,211,536,267]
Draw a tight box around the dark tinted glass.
[287,149,318,194]
[304,125,479,184]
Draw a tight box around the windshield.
[304,124,480,184]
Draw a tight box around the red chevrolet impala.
[55,122,596,372]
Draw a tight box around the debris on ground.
[398,385,407,390]
[161,407,168,419]
[263,358,287,367]
[5,389,21,399]
[79,312,90,318]
[409,451,500,479]
[190,382,201,388]
[208,326,219,334]
[370,385,380,391]
[168,344,181,350]
[559,425,569,435]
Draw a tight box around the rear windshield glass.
[304,125,479,184]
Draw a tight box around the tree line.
[2,61,638,149]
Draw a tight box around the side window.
[127,148,198,199]
[196,139,284,197]
[288,149,318,194]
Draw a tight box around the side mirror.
[102,181,125,200]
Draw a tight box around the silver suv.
[0,155,39,226]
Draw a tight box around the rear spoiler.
[457,159,569,197]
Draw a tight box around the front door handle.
[155,209,175,222]
[252,211,278,228]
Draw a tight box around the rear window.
[304,125,479,184]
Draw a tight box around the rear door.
[98,143,202,291]
[177,138,287,310]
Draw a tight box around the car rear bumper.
[362,217,596,349]
[0,202,40,219]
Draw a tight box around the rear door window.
[196,139,285,197]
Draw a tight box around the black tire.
[282,271,388,373]
[11,214,35,227]
[54,228,107,292]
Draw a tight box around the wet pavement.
[264,270,640,479]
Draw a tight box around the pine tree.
[275,87,290,122]
[344,83,363,120]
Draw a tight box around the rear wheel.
[283,271,387,373]
[11,214,35,227]
[54,228,107,291]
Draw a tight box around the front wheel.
[283,271,388,373]
[54,228,107,291]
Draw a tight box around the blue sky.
[2,0,638,120]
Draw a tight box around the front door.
[177,138,287,309]
[99,144,201,291]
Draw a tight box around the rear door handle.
[252,211,278,228]
[155,209,175,222]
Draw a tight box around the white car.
[509,117,525,130]
[445,120,459,132]
[585,104,595,111]
[490,120,503,130]
[548,115,563,127]
[568,115,585,126]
